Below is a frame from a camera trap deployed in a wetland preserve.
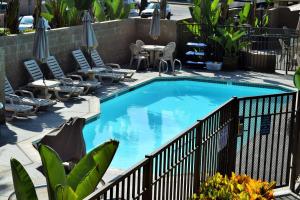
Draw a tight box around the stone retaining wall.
[0,18,178,88]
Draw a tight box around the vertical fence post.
[290,91,300,192]
[227,97,239,176]
[193,121,202,193]
[0,47,5,124]
[142,156,153,200]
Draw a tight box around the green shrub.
[193,173,275,200]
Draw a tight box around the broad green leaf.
[75,166,101,199]
[10,158,38,200]
[120,4,131,19]
[56,185,78,200]
[67,140,119,190]
[93,0,106,22]
[242,3,250,18]
[39,145,67,200]
[227,0,234,5]
[264,15,269,26]
[211,0,219,11]
[294,67,300,89]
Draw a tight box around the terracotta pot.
[223,56,239,70]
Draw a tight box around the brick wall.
[0,18,178,89]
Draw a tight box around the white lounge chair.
[46,56,101,94]
[72,49,124,83]
[5,77,56,110]
[91,49,135,79]
[24,60,84,101]
[4,97,35,121]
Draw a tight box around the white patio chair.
[158,42,182,76]
[46,56,101,94]
[129,43,149,70]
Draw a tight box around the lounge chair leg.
[129,57,133,68]
[137,59,142,71]
[54,91,71,102]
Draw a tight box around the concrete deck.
[0,69,296,199]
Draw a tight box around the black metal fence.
[85,91,298,200]
[177,23,300,73]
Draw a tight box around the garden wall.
[0,18,178,88]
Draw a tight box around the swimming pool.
[83,79,287,169]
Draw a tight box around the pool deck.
[0,69,296,199]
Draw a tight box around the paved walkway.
[0,69,295,199]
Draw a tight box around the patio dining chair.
[46,56,101,94]
[24,60,84,101]
[129,43,150,70]
[91,49,135,79]
[158,42,182,76]
[5,77,56,110]
[72,49,124,84]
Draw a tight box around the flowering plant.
[193,172,276,200]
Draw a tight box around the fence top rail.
[85,158,149,199]
[238,91,297,101]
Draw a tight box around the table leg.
[39,88,52,99]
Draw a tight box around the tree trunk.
[160,0,166,19]
[0,47,5,124]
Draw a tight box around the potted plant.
[210,26,249,70]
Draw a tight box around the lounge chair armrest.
[59,77,74,86]
[5,95,17,104]
[105,63,121,69]
[66,74,83,81]
[15,90,35,98]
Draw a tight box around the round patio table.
[141,45,165,67]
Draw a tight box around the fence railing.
[177,23,300,73]
[86,92,298,200]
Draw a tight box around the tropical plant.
[5,0,19,34]
[41,0,81,28]
[39,140,119,200]
[210,26,248,57]
[93,0,130,22]
[188,0,221,35]
[10,140,119,200]
[193,172,275,200]
[10,158,38,200]
[294,66,300,89]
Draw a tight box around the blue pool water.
[83,80,286,169]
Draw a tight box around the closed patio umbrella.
[296,13,300,32]
[149,7,160,40]
[82,10,98,52]
[33,17,49,63]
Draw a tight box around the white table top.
[27,80,60,88]
[78,67,107,74]
[142,45,165,51]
